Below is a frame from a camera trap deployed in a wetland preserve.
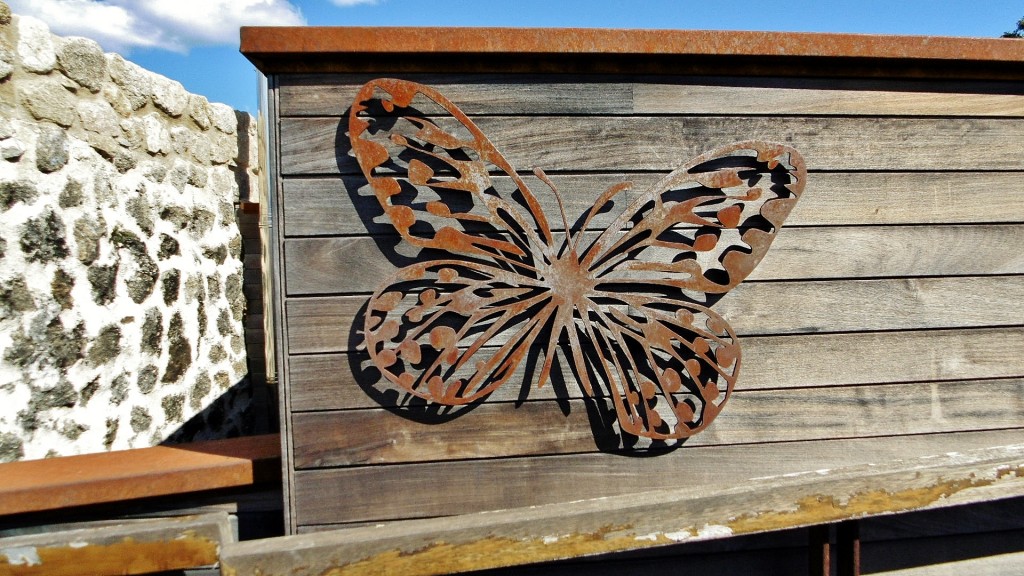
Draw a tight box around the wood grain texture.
[224,438,1024,573]
[280,116,1024,175]
[0,513,230,576]
[289,430,1024,525]
[284,274,1024,353]
[289,378,1024,468]
[282,171,1024,237]
[277,75,1024,117]
[870,549,1024,576]
[289,327,1024,411]
[272,67,1024,545]
[282,225,1024,296]
[219,443,1024,576]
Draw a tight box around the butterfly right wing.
[570,142,805,441]
[568,296,739,443]
[582,141,806,295]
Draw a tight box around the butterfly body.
[350,78,806,446]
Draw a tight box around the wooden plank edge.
[0,513,231,576]
[221,443,1024,576]
[0,435,281,516]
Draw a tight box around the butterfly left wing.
[364,260,558,406]
[570,142,806,441]
[349,78,556,271]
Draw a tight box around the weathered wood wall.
[268,73,1024,534]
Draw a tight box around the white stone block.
[16,16,57,74]
[151,74,189,118]
[208,103,237,134]
[142,114,170,155]
[1,138,25,160]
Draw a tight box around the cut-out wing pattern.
[350,78,806,446]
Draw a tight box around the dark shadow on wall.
[233,112,254,204]
[162,376,257,444]
[163,111,275,445]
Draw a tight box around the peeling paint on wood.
[0,514,230,576]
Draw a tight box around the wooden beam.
[220,443,1024,576]
[0,513,230,576]
[0,435,280,516]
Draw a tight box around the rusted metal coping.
[0,434,281,516]
[240,27,1024,79]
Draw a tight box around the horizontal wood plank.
[290,378,1024,468]
[281,172,1024,237]
[226,442,1024,574]
[283,223,1024,296]
[288,326,1024,411]
[280,116,1024,175]
[0,514,231,576]
[277,75,1024,118]
[288,430,1024,525]
[285,275,1024,353]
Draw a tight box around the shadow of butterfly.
[349,78,806,448]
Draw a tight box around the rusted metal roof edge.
[240,27,1024,78]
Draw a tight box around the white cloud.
[7,0,306,53]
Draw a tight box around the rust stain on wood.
[316,525,644,576]
[0,531,219,576]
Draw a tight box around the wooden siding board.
[277,75,1024,118]
[284,277,1024,354]
[288,430,1024,525]
[281,172,1024,237]
[280,116,1024,175]
[283,227,1024,297]
[224,441,1024,575]
[289,378,1024,468]
[288,327,1024,412]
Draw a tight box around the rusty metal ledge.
[0,434,281,516]
[240,27,1024,79]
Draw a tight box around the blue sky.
[9,0,1024,114]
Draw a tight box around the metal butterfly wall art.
[349,78,806,449]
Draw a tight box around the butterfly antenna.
[533,168,573,254]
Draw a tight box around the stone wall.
[0,3,258,461]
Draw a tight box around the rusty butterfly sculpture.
[349,78,806,448]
